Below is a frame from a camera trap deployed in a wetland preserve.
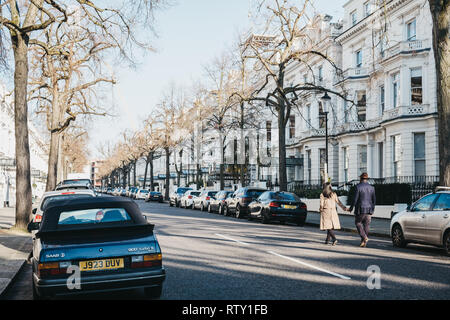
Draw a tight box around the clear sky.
[88,0,347,158]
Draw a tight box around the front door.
[424,193,450,245]
[404,194,439,241]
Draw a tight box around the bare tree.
[0,0,168,229]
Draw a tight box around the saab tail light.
[300,203,307,210]
[38,261,70,278]
[34,214,42,222]
[188,195,193,199]
[269,202,280,208]
[206,196,211,201]
[61,192,75,195]
[131,254,162,268]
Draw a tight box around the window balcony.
[334,67,368,83]
[381,104,435,122]
[382,39,431,61]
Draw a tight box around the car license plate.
[79,258,124,272]
[282,205,297,209]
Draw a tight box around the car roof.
[39,196,147,232]
[43,189,95,197]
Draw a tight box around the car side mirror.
[406,204,411,211]
[32,208,37,215]
[27,221,40,232]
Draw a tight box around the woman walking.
[319,183,348,246]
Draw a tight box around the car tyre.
[261,211,270,224]
[208,204,212,213]
[224,205,229,216]
[201,203,205,212]
[235,205,242,219]
[219,205,224,215]
[297,219,306,227]
[144,285,162,299]
[392,224,407,248]
[169,201,173,207]
[444,231,450,256]
[32,279,44,300]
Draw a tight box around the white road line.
[215,233,250,246]
[267,250,352,280]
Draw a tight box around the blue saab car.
[28,197,165,300]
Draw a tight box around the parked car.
[56,179,93,190]
[248,191,307,226]
[28,197,165,300]
[31,189,96,223]
[135,189,150,200]
[179,190,201,209]
[129,188,139,199]
[224,187,267,218]
[390,187,450,255]
[146,191,164,203]
[208,191,234,214]
[193,190,218,211]
[169,187,193,207]
[126,187,137,198]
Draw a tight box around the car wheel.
[144,285,162,299]
[201,203,205,212]
[392,224,407,248]
[176,200,180,207]
[169,201,173,207]
[261,211,270,224]
[219,205,224,215]
[235,205,242,219]
[444,231,450,256]
[224,205,229,216]
[208,204,212,213]
[297,219,305,227]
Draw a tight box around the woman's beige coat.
[319,192,346,230]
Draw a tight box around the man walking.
[349,173,376,247]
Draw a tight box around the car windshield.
[58,208,131,226]
[140,190,149,194]
[270,192,300,201]
[62,179,91,185]
[177,188,191,194]
[246,190,266,198]
[190,192,201,197]
[151,192,161,195]
[41,194,94,211]
[208,192,217,197]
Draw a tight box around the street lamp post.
[320,92,331,183]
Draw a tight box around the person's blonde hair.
[322,182,334,198]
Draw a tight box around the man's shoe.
[332,240,338,246]
[360,240,366,247]
[325,240,329,245]
[363,238,369,246]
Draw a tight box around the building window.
[358,145,368,175]
[266,121,271,142]
[407,19,416,41]
[364,1,371,17]
[306,150,312,183]
[351,10,357,26]
[289,115,295,139]
[304,74,308,84]
[411,68,423,105]
[357,91,366,122]
[392,135,402,178]
[343,147,349,182]
[318,66,323,82]
[306,104,311,128]
[392,73,400,108]
[414,133,426,179]
[356,50,362,68]
[380,85,385,116]
[319,102,325,128]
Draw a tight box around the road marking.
[215,233,250,246]
[267,250,352,280]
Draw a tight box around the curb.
[0,252,31,299]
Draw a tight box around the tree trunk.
[143,157,149,189]
[429,0,450,186]
[11,33,32,229]
[133,160,137,187]
[278,104,287,191]
[45,130,59,191]
[240,102,245,187]
[165,147,170,200]
[150,154,155,191]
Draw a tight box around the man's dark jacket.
[350,182,376,215]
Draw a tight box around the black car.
[248,191,307,226]
[146,191,164,203]
[224,187,267,219]
[169,187,192,207]
[28,197,165,300]
[208,191,233,214]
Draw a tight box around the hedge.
[347,183,412,205]
[293,188,348,199]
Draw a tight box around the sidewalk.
[0,207,32,298]
[305,211,391,238]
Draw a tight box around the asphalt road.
[4,200,450,300]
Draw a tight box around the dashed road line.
[215,233,250,246]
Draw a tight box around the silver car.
[390,187,450,255]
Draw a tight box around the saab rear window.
[58,208,131,226]
[270,192,300,201]
[41,194,94,210]
[140,190,149,193]
[191,192,201,196]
